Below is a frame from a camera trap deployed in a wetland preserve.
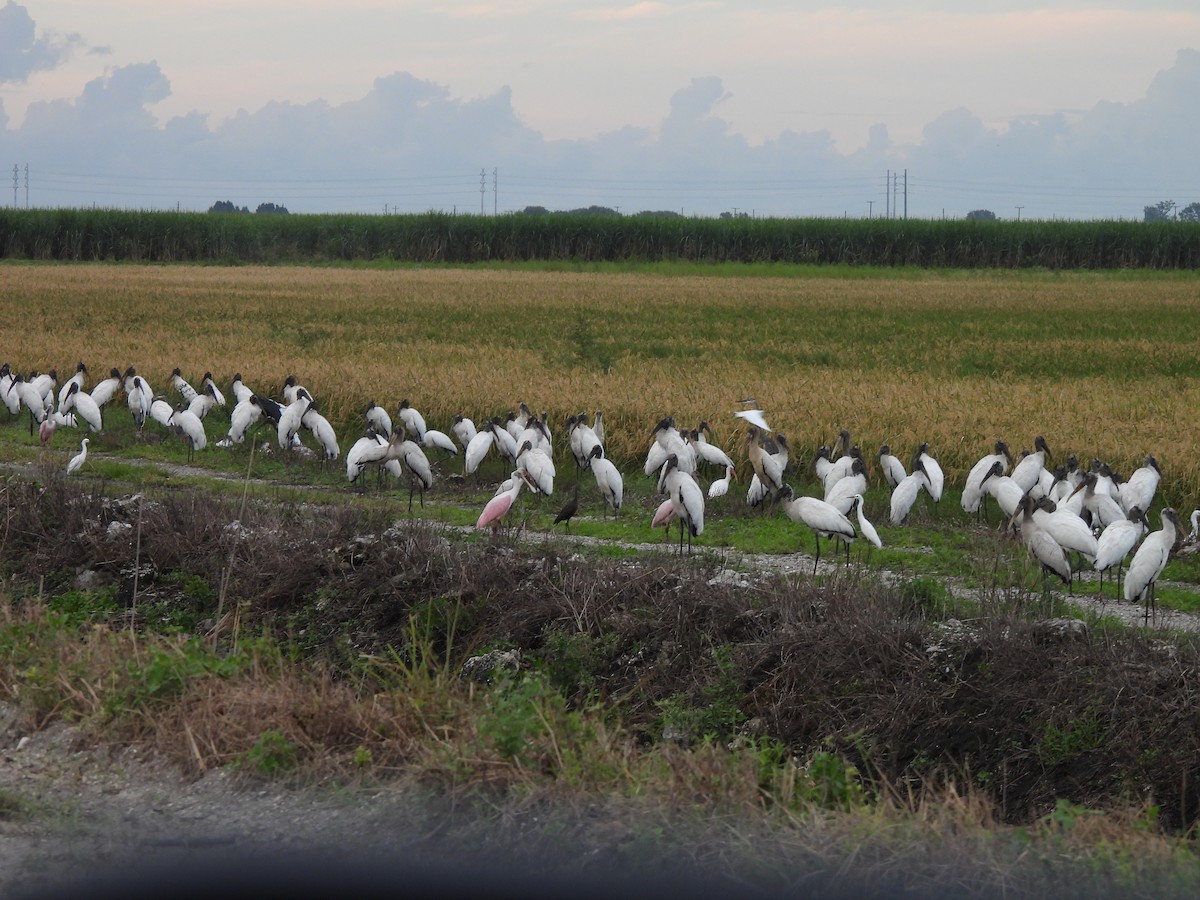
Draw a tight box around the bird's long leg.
[811,531,820,576]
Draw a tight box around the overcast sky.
[1,1,1198,219]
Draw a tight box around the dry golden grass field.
[6,262,1200,499]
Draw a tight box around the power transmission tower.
[480,168,486,214]
[11,164,17,207]
[24,164,29,208]
[903,169,907,219]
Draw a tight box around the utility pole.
[12,164,17,207]
[892,172,898,219]
[885,170,890,218]
[867,200,874,218]
[493,167,498,215]
[23,164,29,208]
[479,168,486,214]
[1015,206,1024,221]
[903,169,907,219]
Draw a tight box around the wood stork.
[507,402,532,442]
[277,389,312,450]
[249,394,284,426]
[230,373,254,406]
[1119,455,1161,515]
[452,415,477,451]
[646,417,694,476]
[962,440,1013,520]
[301,403,340,461]
[61,382,102,433]
[914,443,944,503]
[660,453,704,555]
[30,369,57,412]
[172,367,198,403]
[689,428,734,471]
[1094,506,1148,599]
[387,427,434,512]
[1189,509,1200,544]
[1067,472,1125,530]
[66,437,89,474]
[1124,507,1180,622]
[779,484,855,575]
[87,367,123,409]
[824,457,869,516]
[223,397,263,445]
[490,417,520,467]
[744,426,784,504]
[365,401,392,438]
[201,372,225,408]
[1030,497,1098,589]
[346,431,390,486]
[592,410,605,447]
[464,427,495,475]
[126,376,150,430]
[148,396,175,429]
[517,438,555,496]
[397,399,427,444]
[15,375,47,434]
[568,414,603,469]
[1010,436,1051,494]
[170,405,207,461]
[1010,494,1072,589]
[979,460,1025,520]
[57,362,87,408]
[0,365,21,415]
[184,383,216,420]
[281,375,307,406]
[588,443,623,518]
[877,444,907,490]
[889,461,930,526]
[422,429,459,458]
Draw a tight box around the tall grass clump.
[3,208,1200,268]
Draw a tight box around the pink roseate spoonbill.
[651,497,677,542]
[477,471,529,532]
[39,415,55,447]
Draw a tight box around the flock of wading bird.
[3,363,1195,622]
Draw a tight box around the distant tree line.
[1144,200,1200,222]
[519,205,683,218]
[208,201,290,215]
